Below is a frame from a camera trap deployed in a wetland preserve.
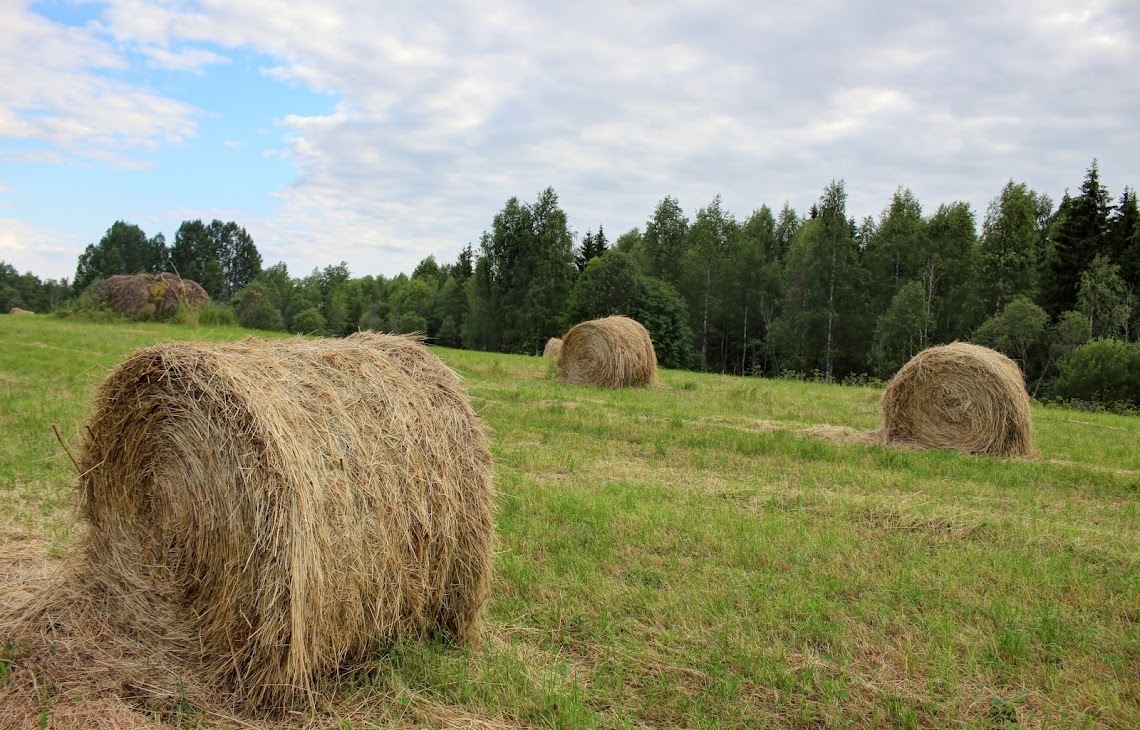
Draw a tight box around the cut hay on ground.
[1,332,494,716]
[880,342,1035,457]
[556,316,657,388]
[542,337,562,360]
[99,272,210,316]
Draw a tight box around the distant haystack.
[881,342,1035,457]
[557,316,657,388]
[8,307,33,315]
[1,332,495,713]
[99,273,210,316]
[543,337,563,360]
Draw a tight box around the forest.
[3,160,1139,403]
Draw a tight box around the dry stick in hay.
[3,332,495,714]
[880,341,1035,458]
[556,315,657,388]
[542,337,562,360]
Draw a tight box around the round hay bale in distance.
[99,272,210,316]
[557,315,657,388]
[77,332,494,708]
[881,341,1035,457]
[542,337,562,360]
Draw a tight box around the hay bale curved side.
[556,315,657,388]
[77,332,494,708]
[99,273,210,315]
[542,337,563,360]
[881,341,1035,457]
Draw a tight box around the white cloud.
[5,0,1140,279]
[141,45,230,73]
[0,2,198,166]
[0,218,78,280]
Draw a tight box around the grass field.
[1,315,1137,729]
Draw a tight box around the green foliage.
[196,303,237,327]
[735,205,785,376]
[169,302,236,328]
[973,296,1049,374]
[634,275,694,370]
[412,255,445,287]
[564,249,640,325]
[468,188,575,353]
[979,181,1044,316]
[1077,254,1130,339]
[435,315,460,347]
[290,306,327,335]
[1,261,71,313]
[232,282,286,331]
[170,219,262,300]
[682,195,740,371]
[397,311,429,335]
[871,280,931,377]
[864,187,927,314]
[1048,310,1092,367]
[432,276,468,347]
[574,225,609,272]
[74,221,168,291]
[924,201,980,339]
[770,181,870,380]
[48,160,1140,386]
[1055,338,1140,407]
[643,195,689,286]
[1046,160,1113,316]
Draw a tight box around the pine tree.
[575,226,610,272]
[1046,160,1113,316]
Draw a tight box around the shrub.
[233,282,286,331]
[197,303,237,327]
[1055,338,1140,408]
[290,307,327,335]
[397,311,429,335]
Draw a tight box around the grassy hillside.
[1,315,1137,729]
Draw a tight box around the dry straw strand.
[880,341,1035,457]
[542,337,562,361]
[556,316,657,388]
[3,332,494,714]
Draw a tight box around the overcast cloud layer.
[2,0,1138,281]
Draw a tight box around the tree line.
[3,159,1138,397]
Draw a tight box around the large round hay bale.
[99,272,210,315]
[556,316,657,388]
[543,337,562,360]
[75,332,494,708]
[881,342,1035,457]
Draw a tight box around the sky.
[1,0,1138,283]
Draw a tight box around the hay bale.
[543,337,562,360]
[51,332,493,709]
[8,307,33,315]
[99,272,210,316]
[881,342,1035,457]
[556,316,657,388]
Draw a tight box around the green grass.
[2,314,1138,728]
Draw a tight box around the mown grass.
[1,314,1137,729]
